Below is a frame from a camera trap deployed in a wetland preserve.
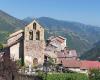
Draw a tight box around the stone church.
[6,20,45,66]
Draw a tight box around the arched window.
[33,58,38,65]
[33,22,36,30]
[29,30,33,40]
[36,31,40,40]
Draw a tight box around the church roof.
[9,30,23,38]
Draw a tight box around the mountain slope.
[0,10,26,43]
[81,41,100,60]
[0,10,26,32]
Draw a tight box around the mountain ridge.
[0,10,25,32]
[0,10,100,56]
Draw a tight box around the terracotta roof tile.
[81,60,100,69]
[59,59,81,68]
[58,59,100,69]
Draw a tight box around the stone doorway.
[33,58,38,66]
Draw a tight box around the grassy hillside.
[0,31,9,43]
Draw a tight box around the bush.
[16,59,22,68]
[89,69,100,80]
[40,73,89,80]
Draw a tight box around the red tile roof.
[58,59,100,70]
[59,59,81,68]
[81,60,100,69]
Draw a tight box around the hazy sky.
[0,0,100,26]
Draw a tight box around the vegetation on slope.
[0,10,25,32]
[81,41,100,60]
[0,10,26,43]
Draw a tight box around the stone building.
[45,36,78,64]
[44,36,67,63]
[6,20,45,66]
[47,36,67,51]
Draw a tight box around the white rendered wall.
[10,43,20,61]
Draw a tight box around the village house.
[5,20,45,66]
[58,58,100,74]
[57,49,78,61]
[44,36,67,64]
[45,36,78,64]
[47,36,66,51]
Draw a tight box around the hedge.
[42,73,89,80]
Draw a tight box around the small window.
[33,22,36,30]
[36,31,40,40]
[29,30,33,40]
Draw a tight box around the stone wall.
[24,40,45,66]
[24,20,45,66]
[7,30,24,61]
[24,20,44,41]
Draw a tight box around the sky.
[0,0,100,26]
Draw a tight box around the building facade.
[7,20,45,66]
[24,20,45,66]
[47,36,66,51]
